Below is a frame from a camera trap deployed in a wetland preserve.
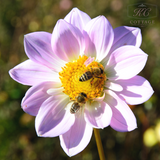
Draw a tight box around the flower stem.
[94,128,106,160]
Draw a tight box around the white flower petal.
[35,95,75,137]
[9,60,60,86]
[51,19,85,62]
[104,90,137,132]
[84,16,114,62]
[105,81,123,91]
[84,101,112,129]
[106,45,148,80]
[115,75,154,105]
[60,112,93,157]
[64,7,91,32]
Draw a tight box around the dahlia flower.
[9,8,154,156]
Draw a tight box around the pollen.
[59,56,106,101]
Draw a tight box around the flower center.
[59,56,106,101]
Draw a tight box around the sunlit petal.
[104,90,137,132]
[85,16,114,61]
[51,19,85,61]
[35,95,75,137]
[24,32,65,72]
[84,101,112,128]
[9,60,60,86]
[21,81,61,116]
[115,76,154,105]
[106,45,148,80]
[64,7,91,32]
[60,112,92,157]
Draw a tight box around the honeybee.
[70,92,87,114]
[79,67,104,83]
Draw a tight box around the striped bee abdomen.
[79,71,93,82]
[70,102,80,114]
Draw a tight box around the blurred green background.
[0,0,160,160]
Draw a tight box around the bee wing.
[64,100,73,111]
[84,57,95,67]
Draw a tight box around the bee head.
[80,92,87,98]
[100,68,104,74]
[77,92,87,103]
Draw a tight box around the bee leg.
[97,77,103,79]
[90,78,94,85]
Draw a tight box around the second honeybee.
[70,92,87,114]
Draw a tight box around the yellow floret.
[59,56,106,100]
